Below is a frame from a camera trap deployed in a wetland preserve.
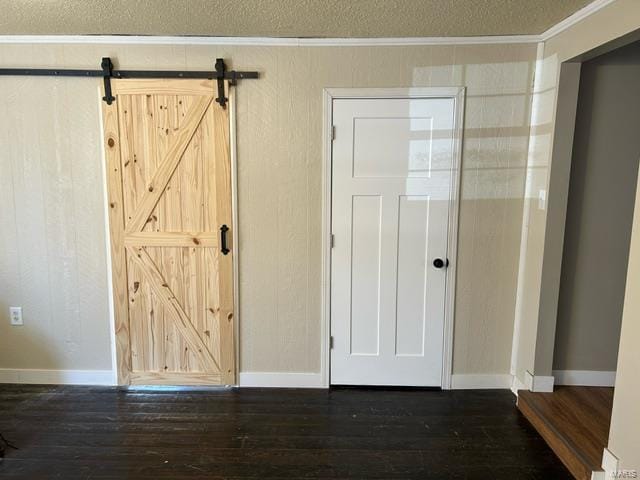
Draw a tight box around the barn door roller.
[101,57,115,105]
[0,57,258,108]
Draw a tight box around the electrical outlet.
[10,307,23,326]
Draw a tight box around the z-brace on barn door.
[102,79,235,386]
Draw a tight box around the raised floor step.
[517,386,614,480]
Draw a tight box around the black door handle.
[433,258,449,269]
[220,225,230,255]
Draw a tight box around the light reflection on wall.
[412,51,538,374]
[512,51,560,381]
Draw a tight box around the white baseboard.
[601,448,619,478]
[241,372,514,389]
[524,370,534,390]
[510,375,528,395]
[599,448,638,479]
[0,368,115,385]
[532,375,555,392]
[553,370,616,387]
[450,374,513,390]
[10,369,604,391]
[239,372,326,388]
[525,370,555,392]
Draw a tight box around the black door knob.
[433,258,449,269]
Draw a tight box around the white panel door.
[330,96,456,386]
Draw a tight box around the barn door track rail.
[0,57,258,108]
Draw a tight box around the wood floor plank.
[517,386,614,480]
[0,384,571,479]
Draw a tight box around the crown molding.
[0,34,539,46]
[0,0,617,47]
[540,0,617,41]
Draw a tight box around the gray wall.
[553,41,640,372]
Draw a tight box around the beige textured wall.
[608,172,640,473]
[512,0,640,382]
[0,63,112,371]
[0,41,536,375]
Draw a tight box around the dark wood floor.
[517,386,614,480]
[0,384,571,479]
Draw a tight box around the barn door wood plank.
[126,96,212,234]
[124,232,218,248]
[102,99,132,385]
[212,102,235,384]
[127,246,220,373]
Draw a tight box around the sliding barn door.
[102,79,235,386]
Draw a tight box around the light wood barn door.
[102,79,235,386]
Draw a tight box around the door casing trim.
[229,87,241,385]
[321,87,466,389]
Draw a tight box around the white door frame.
[320,87,465,389]
[229,88,242,385]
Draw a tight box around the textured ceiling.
[0,0,594,37]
